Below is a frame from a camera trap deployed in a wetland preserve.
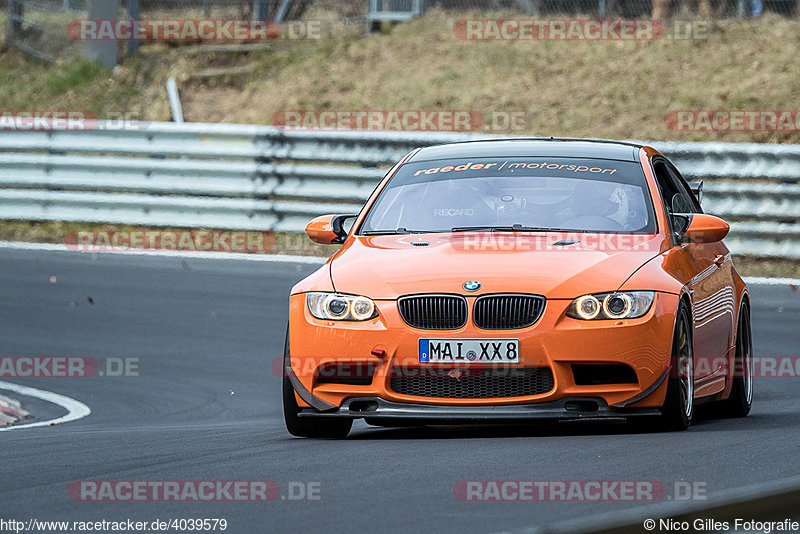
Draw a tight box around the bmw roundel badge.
[463,280,481,292]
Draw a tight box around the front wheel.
[283,375,352,439]
[282,328,351,439]
[660,302,694,430]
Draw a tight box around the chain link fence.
[132,1,317,19]
[2,0,88,62]
[3,0,796,63]
[368,0,795,21]
[138,1,262,19]
[2,1,314,62]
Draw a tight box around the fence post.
[367,0,377,33]
[274,0,293,23]
[3,0,23,52]
[3,0,10,52]
[253,0,268,20]
[737,0,747,18]
[86,0,120,68]
[127,0,140,56]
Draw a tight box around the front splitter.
[298,396,661,424]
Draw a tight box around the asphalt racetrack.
[1,246,799,533]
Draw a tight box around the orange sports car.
[283,139,753,438]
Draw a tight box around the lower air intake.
[390,367,554,399]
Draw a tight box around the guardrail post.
[166,78,185,123]
[86,0,120,69]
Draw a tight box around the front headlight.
[567,291,655,320]
[307,292,379,321]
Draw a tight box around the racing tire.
[717,302,754,418]
[282,376,352,439]
[660,302,695,430]
[282,328,352,439]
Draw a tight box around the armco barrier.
[0,123,798,258]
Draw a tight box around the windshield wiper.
[361,227,432,235]
[451,225,552,233]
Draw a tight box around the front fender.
[291,261,335,295]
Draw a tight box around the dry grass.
[231,10,800,143]
[733,256,800,279]
[2,11,800,141]
[176,11,800,142]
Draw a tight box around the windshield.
[359,157,657,234]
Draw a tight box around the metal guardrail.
[0,122,799,258]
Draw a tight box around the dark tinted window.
[666,162,702,214]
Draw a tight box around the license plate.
[419,339,520,364]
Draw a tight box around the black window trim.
[664,159,703,214]
[651,156,701,247]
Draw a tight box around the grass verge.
[0,221,338,257]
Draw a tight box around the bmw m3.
[283,139,753,438]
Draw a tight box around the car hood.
[329,232,668,300]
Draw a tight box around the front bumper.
[287,291,679,412]
[298,396,662,423]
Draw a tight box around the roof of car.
[406,138,643,163]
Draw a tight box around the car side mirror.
[675,213,730,244]
[689,181,704,205]
[305,214,357,244]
